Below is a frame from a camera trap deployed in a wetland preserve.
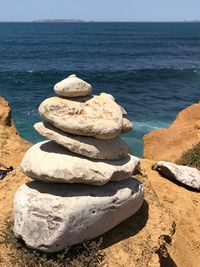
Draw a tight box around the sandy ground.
[141,159,200,267]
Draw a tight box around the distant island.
[32,19,93,23]
[184,19,200,23]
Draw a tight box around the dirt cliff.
[143,101,200,162]
[141,159,200,267]
[0,97,31,166]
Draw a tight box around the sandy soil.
[102,172,175,267]
[141,159,200,267]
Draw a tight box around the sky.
[0,0,200,22]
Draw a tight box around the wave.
[1,66,200,73]
[133,120,169,131]
[0,67,200,81]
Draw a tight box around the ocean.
[0,22,200,156]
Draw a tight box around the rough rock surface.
[154,161,200,190]
[21,141,140,185]
[34,122,129,160]
[38,94,123,139]
[54,74,92,97]
[0,97,30,166]
[143,101,200,162]
[14,178,144,252]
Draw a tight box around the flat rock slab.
[21,141,140,185]
[54,74,92,97]
[34,122,129,160]
[38,94,123,139]
[14,178,144,252]
[155,161,200,190]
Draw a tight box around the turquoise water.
[0,22,200,156]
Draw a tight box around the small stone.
[14,178,144,252]
[38,94,123,139]
[54,74,92,97]
[122,118,133,133]
[34,122,129,160]
[100,92,115,101]
[155,161,200,190]
[21,141,140,185]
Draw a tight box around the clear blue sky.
[0,0,200,22]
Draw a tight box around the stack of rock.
[13,74,144,253]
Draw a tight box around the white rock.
[155,161,200,190]
[100,92,128,115]
[38,94,123,139]
[34,122,129,160]
[120,106,127,115]
[100,92,115,101]
[14,178,144,252]
[21,141,140,185]
[54,74,92,97]
[122,118,133,133]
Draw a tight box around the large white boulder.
[21,141,140,185]
[54,74,92,97]
[155,161,200,190]
[38,94,123,139]
[14,178,144,252]
[34,122,129,160]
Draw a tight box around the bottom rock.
[14,178,144,252]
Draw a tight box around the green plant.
[0,220,105,267]
[176,142,200,170]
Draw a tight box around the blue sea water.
[0,22,200,156]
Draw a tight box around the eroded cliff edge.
[143,101,200,267]
[0,97,31,166]
[143,101,200,162]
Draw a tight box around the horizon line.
[0,20,198,23]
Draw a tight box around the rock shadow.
[155,169,200,192]
[27,177,142,198]
[59,95,93,102]
[40,140,132,166]
[157,251,177,267]
[0,172,8,180]
[101,199,149,248]
[42,120,127,145]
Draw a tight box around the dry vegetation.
[0,220,105,267]
[176,142,200,170]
